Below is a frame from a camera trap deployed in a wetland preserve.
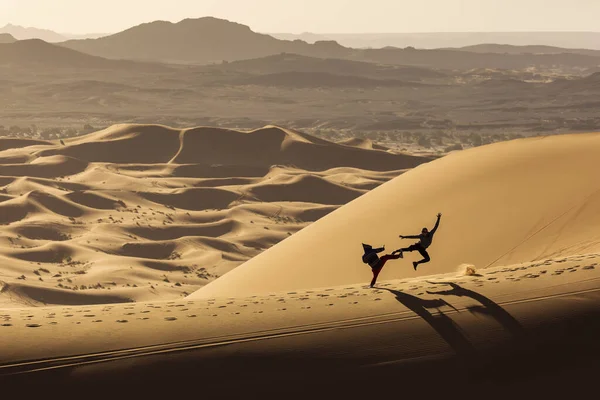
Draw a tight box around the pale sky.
[0,0,598,34]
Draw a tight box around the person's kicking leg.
[398,244,430,270]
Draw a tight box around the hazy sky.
[1,0,598,34]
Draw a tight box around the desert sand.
[0,124,427,308]
[1,130,600,398]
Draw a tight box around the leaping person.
[397,213,442,270]
[362,244,403,288]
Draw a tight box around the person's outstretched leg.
[370,254,402,287]
[399,243,419,253]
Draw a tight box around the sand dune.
[192,132,600,298]
[2,130,600,396]
[0,124,425,307]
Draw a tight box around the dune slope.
[192,132,600,298]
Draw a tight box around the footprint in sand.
[84,315,95,318]
[26,324,42,328]
[140,310,150,314]
[49,322,57,325]
[93,320,103,323]
[374,298,382,301]
[583,266,596,270]
[187,315,197,318]
[64,314,74,317]
[164,317,177,321]
[116,320,128,323]
[1,324,12,327]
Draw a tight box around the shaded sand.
[1,254,600,397]
[192,132,600,298]
[0,124,428,307]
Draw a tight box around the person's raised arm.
[431,213,442,234]
[400,235,420,239]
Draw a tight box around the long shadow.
[426,281,525,338]
[379,288,477,360]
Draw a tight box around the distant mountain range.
[270,32,600,50]
[4,21,600,51]
[56,18,600,71]
[0,24,108,42]
[2,18,599,73]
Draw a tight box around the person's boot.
[413,261,418,270]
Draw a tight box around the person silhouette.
[397,213,442,270]
[362,243,403,288]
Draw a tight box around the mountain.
[453,43,600,57]
[0,39,167,71]
[0,33,16,44]
[0,23,67,42]
[61,17,349,64]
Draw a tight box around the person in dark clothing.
[397,213,442,270]
[362,243,403,288]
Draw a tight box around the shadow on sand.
[426,281,525,338]
[378,287,478,361]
